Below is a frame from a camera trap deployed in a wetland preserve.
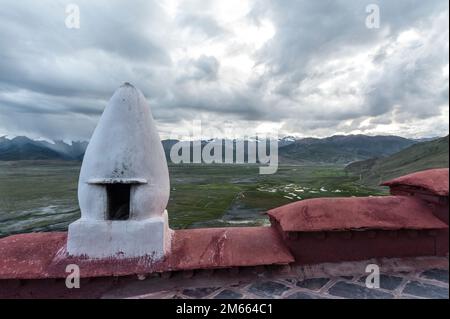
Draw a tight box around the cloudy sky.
[0,0,448,141]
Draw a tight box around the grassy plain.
[0,161,385,237]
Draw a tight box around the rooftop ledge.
[268,196,448,232]
[0,227,294,280]
[381,168,449,196]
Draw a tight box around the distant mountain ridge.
[278,134,418,164]
[0,136,87,161]
[0,134,438,164]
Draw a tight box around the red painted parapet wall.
[269,168,449,265]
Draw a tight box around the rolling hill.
[278,135,417,164]
[345,135,449,186]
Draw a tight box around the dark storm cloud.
[0,0,178,138]
[158,83,266,121]
[0,0,448,139]
[0,0,174,107]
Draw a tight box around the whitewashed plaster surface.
[67,83,171,259]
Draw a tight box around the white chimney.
[67,83,171,259]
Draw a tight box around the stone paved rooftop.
[1,256,448,299]
[120,256,449,299]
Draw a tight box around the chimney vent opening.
[106,184,131,220]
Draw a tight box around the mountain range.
[0,134,445,166]
[278,135,418,164]
[0,136,87,161]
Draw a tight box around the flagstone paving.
[113,257,448,300]
[156,269,448,299]
[1,256,447,299]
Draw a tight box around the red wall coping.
[0,227,294,280]
[381,168,449,196]
[268,196,448,232]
